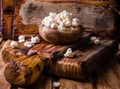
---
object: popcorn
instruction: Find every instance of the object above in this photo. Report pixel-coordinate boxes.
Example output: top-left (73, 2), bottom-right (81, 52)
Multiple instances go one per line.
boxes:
top-left (65, 20), bottom-right (72, 27)
top-left (72, 18), bottom-right (80, 26)
top-left (18, 35), bottom-right (25, 43)
top-left (50, 23), bottom-right (58, 29)
top-left (94, 39), bottom-right (101, 44)
top-left (10, 41), bottom-right (18, 48)
top-left (49, 12), bottom-right (57, 17)
top-left (58, 25), bottom-right (66, 30)
top-left (62, 10), bottom-right (68, 14)
top-left (42, 10), bottom-right (80, 31)
top-left (53, 82), bottom-right (61, 88)
top-left (31, 36), bottom-right (40, 44)
top-left (58, 22), bottom-right (66, 30)
top-left (24, 41), bottom-right (33, 48)
top-left (90, 36), bottom-right (101, 45)
top-left (64, 48), bottom-right (74, 58)
top-left (90, 37), bottom-right (97, 42)
top-left (71, 27), bottom-right (75, 30)
top-left (45, 21), bottom-right (51, 27)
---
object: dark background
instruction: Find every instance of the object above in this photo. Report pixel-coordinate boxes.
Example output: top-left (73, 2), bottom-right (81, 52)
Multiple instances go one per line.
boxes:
top-left (115, 1), bottom-right (120, 40)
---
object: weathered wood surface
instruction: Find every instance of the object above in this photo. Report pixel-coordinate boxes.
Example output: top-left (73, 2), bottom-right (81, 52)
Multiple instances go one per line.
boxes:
top-left (0, 38), bottom-right (120, 89)
top-left (1, 0), bottom-right (39, 40)
top-left (2, 0), bottom-right (15, 39)
top-left (13, 0), bottom-right (38, 39)
top-left (96, 59), bottom-right (120, 89)
top-left (0, 40), bottom-right (11, 89)
top-left (1, 0), bottom-right (117, 39)
top-left (20, 0), bottom-right (116, 38)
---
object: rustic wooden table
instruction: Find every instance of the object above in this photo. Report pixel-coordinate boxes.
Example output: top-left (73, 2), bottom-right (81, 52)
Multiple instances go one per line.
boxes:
top-left (0, 35), bottom-right (120, 89)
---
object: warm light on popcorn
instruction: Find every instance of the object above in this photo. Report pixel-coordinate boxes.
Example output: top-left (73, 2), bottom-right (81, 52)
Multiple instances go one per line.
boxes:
top-left (41, 10), bottom-right (81, 31)
top-left (64, 48), bottom-right (74, 58)
top-left (10, 41), bottom-right (18, 48)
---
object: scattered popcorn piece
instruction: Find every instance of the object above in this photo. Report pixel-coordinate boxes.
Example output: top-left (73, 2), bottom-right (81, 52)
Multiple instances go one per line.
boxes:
top-left (64, 48), bottom-right (74, 58)
top-left (31, 36), bottom-right (40, 44)
top-left (24, 41), bottom-right (33, 48)
top-left (90, 36), bottom-right (97, 42)
top-left (10, 41), bottom-right (18, 48)
top-left (94, 39), bottom-right (101, 44)
top-left (18, 35), bottom-right (25, 43)
top-left (72, 18), bottom-right (80, 26)
top-left (53, 82), bottom-right (61, 88)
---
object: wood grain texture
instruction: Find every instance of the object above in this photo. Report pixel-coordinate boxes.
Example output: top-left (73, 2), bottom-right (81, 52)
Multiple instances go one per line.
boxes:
top-left (2, 0), bottom-right (15, 15)
top-left (2, 0), bottom-right (15, 39)
top-left (1, 0), bottom-right (117, 39)
top-left (13, 0), bottom-right (39, 40)
top-left (0, 40), bottom-right (120, 89)
top-left (59, 78), bottom-right (92, 89)
top-left (2, 38), bottom-right (118, 81)
top-left (36, 0), bottom-right (116, 7)
top-left (0, 40), bottom-right (11, 89)
top-left (2, 15), bottom-right (14, 39)
top-left (96, 59), bottom-right (120, 89)
top-left (15, 75), bottom-right (52, 89)
top-left (2, 0), bottom-right (39, 40)
top-left (39, 26), bottom-right (83, 44)
top-left (20, 1), bottom-right (116, 38)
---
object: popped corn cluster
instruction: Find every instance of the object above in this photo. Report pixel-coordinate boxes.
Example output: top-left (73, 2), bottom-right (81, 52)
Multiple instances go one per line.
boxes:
top-left (41, 10), bottom-right (80, 31)
top-left (10, 35), bottom-right (40, 48)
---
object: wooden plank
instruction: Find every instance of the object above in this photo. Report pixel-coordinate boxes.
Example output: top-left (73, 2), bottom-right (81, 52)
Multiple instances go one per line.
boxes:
top-left (2, 0), bottom-right (15, 39)
top-left (96, 59), bottom-right (120, 89)
top-left (2, 0), bottom-right (39, 39)
top-left (2, 0), bottom-right (15, 15)
top-left (20, 1), bottom-right (116, 38)
top-left (59, 78), bottom-right (93, 89)
top-left (2, 15), bottom-right (14, 39)
top-left (13, 0), bottom-right (39, 40)
top-left (82, 40), bottom-right (118, 77)
top-left (18, 75), bottom-right (52, 89)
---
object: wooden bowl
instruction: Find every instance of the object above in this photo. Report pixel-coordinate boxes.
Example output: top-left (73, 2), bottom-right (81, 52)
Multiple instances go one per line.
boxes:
top-left (39, 25), bottom-right (84, 44)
